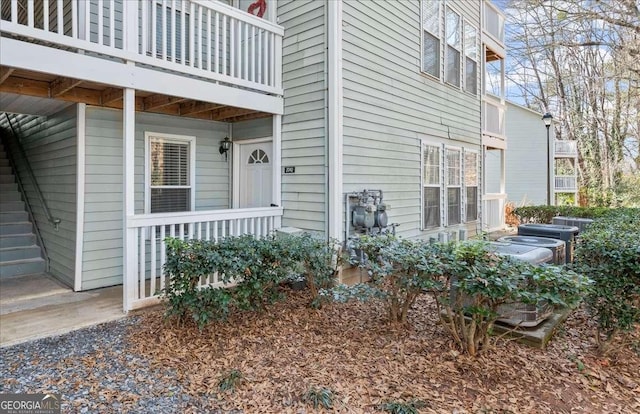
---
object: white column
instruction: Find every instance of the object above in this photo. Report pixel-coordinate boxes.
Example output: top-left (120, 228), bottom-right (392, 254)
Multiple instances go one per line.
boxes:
top-left (124, 0), bottom-right (139, 53)
top-left (123, 87), bottom-right (137, 312)
top-left (74, 104), bottom-right (86, 292)
top-left (272, 114), bottom-right (282, 227)
top-left (328, 0), bottom-right (343, 241)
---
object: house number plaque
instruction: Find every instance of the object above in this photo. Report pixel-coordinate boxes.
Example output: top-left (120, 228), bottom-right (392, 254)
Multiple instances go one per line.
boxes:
top-left (284, 166), bottom-right (295, 174)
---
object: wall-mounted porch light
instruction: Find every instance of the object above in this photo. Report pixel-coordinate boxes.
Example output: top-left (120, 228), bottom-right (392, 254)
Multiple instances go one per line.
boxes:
top-left (219, 137), bottom-right (231, 161)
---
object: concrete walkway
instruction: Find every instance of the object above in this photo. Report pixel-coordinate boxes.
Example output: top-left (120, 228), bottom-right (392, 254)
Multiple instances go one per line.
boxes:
top-left (0, 273), bottom-right (125, 347)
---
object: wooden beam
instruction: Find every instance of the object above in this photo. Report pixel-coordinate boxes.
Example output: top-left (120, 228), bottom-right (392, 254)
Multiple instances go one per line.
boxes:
top-left (143, 95), bottom-right (187, 111)
top-left (179, 101), bottom-right (225, 116)
top-left (226, 112), bottom-right (271, 123)
top-left (101, 87), bottom-right (122, 105)
top-left (50, 77), bottom-right (83, 97)
top-left (212, 107), bottom-right (257, 121)
top-left (0, 76), bottom-right (102, 105)
top-left (0, 67), bottom-right (15, 85)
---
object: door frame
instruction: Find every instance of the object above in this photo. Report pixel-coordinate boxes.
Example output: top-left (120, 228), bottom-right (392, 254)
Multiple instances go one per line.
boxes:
top-left (232, 136), bottom-right (273, 208)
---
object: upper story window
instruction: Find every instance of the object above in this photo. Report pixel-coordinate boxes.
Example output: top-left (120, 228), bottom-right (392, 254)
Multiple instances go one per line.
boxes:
top-left (445, 8), bottom-right (461, 87)
top-left (421, 1), bottom-right (441, 78)
top-left (146, 133), bottom-right (196, 213)
top-left (464, 23), bottom-right (478, 95)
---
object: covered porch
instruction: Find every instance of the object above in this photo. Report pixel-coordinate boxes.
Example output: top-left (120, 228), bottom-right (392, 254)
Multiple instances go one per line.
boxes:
top-left (0, 0), bottom-right (285, 313)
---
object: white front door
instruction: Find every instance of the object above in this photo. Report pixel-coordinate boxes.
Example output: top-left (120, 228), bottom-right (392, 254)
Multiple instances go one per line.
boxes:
top-left (239, 141), bottom-right (273, 208)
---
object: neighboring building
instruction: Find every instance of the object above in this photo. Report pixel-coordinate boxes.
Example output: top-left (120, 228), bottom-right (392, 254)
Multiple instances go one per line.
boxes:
top-left (486, 100), bottom-right (578, 207)
top-left (0, 0), bottom-right (506, 311)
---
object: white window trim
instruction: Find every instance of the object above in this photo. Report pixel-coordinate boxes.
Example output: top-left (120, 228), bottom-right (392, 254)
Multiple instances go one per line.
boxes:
top-left (419, 0), bottom-right (442, 81)
top-left (421, 141), bottom-right (444, 231)
top-left (144, 131), bottom-right (196, 214)
top-left (444, 6), bottom-right (462, 88)
top-left (445, 145), bottom-right (462, 226)
top-left (463, 148), bottom-right (480, 223)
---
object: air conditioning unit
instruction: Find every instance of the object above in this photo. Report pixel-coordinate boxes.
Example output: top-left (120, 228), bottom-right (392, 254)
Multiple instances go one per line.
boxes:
top-left (496, 235), bottom-right (566, 265)
top-left (551, 216), bottom-right (594, 234)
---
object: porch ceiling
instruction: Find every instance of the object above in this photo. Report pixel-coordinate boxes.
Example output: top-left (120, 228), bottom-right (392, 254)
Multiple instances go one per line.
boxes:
top-left (0, 67), bottom-right (271, 123)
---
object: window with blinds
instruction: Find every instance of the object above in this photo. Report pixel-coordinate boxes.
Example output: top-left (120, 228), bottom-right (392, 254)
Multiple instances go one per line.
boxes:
top-left (446, 148), bottom-right (461, 225)
top-left (445, 8), bottom-right (461, 87)
top-left (149, 137), bottom-right (192, 213)
top-left (464, 151), bottom-right (479, 221)
top-left (423, 145), bottom-right (441, 229)
top-left (464, 23), bottom-right (478, 95)
top-left (421, 0), bottom-right (441, 78)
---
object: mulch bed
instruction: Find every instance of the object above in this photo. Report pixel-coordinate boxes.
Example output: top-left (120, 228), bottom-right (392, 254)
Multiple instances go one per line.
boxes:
top-left (127, 290), bottom-right (640, 413)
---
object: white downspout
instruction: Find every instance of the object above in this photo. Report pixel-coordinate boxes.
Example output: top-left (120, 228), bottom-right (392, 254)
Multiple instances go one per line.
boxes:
top-left (327, 0), bottom-right (343, 241)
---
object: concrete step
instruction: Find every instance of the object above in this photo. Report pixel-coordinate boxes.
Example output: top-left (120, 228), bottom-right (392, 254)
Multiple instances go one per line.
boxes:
top-left (0, 257), bottom-right (46, 278)
top-left (0, 202), bottom-right (25, 213)
top-left (0, 211), bottom-right (28, 223)
top-left (0, 159), bottom-right (9, 167)
top-left (0, 191), bottom-right (21, 202)
top-left (0, 183), bottom-right (18, 193)
top-left (0, 245), bottom-right (42, 262)
top-left (0, 222), bottom-right (33, 236)
top-left (0, 175), bottom-right (15, 184)
top-left (0, 166), bottom-right (11, 175)
top-left (0, 234), bottom-right (36, 249)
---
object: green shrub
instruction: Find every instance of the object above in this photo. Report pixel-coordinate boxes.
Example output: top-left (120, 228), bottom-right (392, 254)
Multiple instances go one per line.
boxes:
top-left (574, 209), bottom-right (640, 354)
top-left (302, 387), bottom-right (334, 409)
top-left (163, 235), bottom-right (303, 328)
top-left (512, 205), bottom-right (614, 224)
top-left (284, 233), bottom-right (340, 304)
top-left (433, 240), bottom-right (590, 356)
top-left (347, 235), bottom-right (445, 326)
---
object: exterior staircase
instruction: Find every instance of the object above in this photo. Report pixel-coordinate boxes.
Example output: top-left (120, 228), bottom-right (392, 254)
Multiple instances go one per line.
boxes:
top-left (0, 142), bottom-right (46, 278)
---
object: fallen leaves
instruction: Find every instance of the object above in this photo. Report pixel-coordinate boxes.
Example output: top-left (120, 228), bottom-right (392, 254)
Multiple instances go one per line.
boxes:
top-left (120, 292), bottom-right (639, 413)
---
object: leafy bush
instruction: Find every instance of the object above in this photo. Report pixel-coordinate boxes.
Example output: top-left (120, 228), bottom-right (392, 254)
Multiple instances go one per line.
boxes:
top-left (285, 233), bottom-right (341, 304)
top-left (512, 205), bottom-right (613, 224)
top-left (434, 241), bottom-right (590, 356)
top-left (302, 387), bottom-right (334, 409)
top-left (348, 235), bottom-right (445, 326)
top-left (574, 209), bottom-right (640, 354)
top-left (163, 235), bottom-right (303, 328)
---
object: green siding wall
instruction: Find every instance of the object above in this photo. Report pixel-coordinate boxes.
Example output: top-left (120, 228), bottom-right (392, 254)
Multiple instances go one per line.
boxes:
top-left (81, 107), bottom-right (230, 290)
top-left (342, 0), bottom-right (482, 238)
top-left (278, 0), bottom-right (327, 233)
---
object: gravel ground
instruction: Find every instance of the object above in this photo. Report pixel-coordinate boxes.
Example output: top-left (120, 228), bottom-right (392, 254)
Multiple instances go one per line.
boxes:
top-left (0, 316), bottom-right (206, 413)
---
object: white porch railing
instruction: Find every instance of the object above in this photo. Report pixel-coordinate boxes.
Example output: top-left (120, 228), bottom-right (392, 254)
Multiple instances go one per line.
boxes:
top-left (124, 206), bottom-right (283, 311)
top-left (0, 0), bottom-right (283, 94)
top-left (555, 176), bottom-right (578, 192)
top-left (554, 140), bottom-right (578, 158)
top-left (483, 193), bottom-right (506, 233)
top-left (483, 1), bottom-right (505, 44)
top-left (483, 95), bottom-right (506, 138)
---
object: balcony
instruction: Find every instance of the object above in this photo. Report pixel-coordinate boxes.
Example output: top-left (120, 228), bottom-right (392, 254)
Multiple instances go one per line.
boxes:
top-left (0, 0), bottom-right (283, 96)
top-left (555, 175), bottom-right (578, 192)
top-left (554, 140), bottom-right (578, 158)
top-left (482, 94), bottom-right (506, 147)
top-left (483, 1), bottom-right (505, 60)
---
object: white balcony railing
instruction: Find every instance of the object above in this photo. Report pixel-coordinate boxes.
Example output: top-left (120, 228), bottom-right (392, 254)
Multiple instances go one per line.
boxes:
top-left (555, 176), bottom-right (578, 192)
top-left (483, 193), bottom-right (506, 233)
top-left (484, 1), bottom-right (505, 44)
top-left (124, 206), bottom-right (284, 311)
top-left (0, 0), bottom-right (283, 94)
top-left (554, 140), bottom-right (578, 158)
top-left (483, 95), bottom-right (506, 137)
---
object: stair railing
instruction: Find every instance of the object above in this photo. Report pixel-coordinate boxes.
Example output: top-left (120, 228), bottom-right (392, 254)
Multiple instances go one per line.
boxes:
top-left (1, 114), bottom-right (58, 272)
